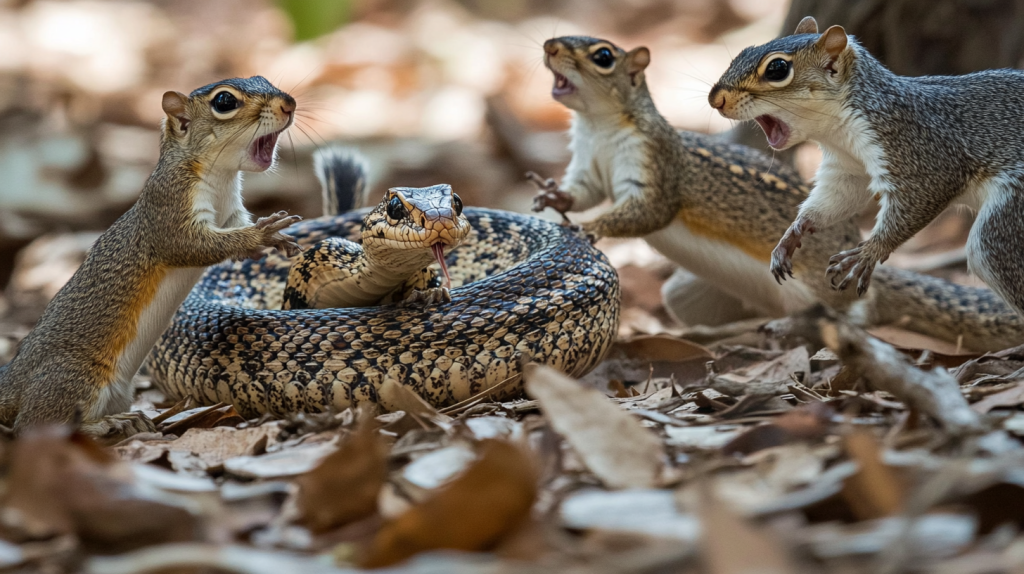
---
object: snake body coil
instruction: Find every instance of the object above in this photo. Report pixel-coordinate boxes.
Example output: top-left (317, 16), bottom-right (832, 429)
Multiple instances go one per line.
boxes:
top-left (148, 209), bottom-right (620, 417)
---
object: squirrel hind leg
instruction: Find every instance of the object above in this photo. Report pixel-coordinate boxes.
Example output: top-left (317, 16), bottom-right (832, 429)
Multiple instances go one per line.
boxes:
top-left (966, 189), bottom-right (1024, 317)
top-left (661, 268), bottom-right (761, 327)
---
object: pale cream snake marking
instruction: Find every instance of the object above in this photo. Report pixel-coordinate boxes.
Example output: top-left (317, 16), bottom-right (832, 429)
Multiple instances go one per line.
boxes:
top-left (146, 207), bottom-right (621, 417)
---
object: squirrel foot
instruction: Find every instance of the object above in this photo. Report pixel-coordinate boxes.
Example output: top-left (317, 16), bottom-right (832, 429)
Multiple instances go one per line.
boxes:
top-left (255, 211), bottom-right (303, 258)
top-left (79, 411), bottom-right (156, 446)
top-left (400, 287), bottom-right (451, 307)
top-left (826, 242), bottom-right (881, 296)
top-left (770, 217), bottom-right (816, 284)
top-left (526, 172), bottom-right (574, 221)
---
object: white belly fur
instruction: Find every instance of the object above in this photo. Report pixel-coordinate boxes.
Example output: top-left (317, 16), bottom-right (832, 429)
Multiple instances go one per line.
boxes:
top-left (90, 267), bottom-right (205, 419)
top-left (643, 221), bottom-right (817, 318)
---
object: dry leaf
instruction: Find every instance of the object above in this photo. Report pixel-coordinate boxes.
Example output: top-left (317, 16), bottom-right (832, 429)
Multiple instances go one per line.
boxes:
top-left (697, 481), bottom-right (799, 574)
top-left (971, 383), bottom-right (1024, 413)
top-left (722, 402), bottom-right (834, 456)
top-left (292, 420), bottom-right (387, 533)
top-left (165, 425), bottom-right (276, 468)
top-left (582, 334), bottom-right (712, 388)
top-left (1, 426), bottom-right (196, 553)
top-left (360, 440), bottom-right (536, 568)
top-left (841, 431), bottom-right (905, 520)
top-left (525, 363), bottom-right (665, 489)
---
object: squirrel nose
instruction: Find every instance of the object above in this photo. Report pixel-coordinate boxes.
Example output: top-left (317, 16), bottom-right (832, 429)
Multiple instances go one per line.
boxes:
top-left (543, 40), bottom-right (560, 56)
top-left (280, 98), bottom-right (296, 116)
top-left (708, 87), bottom-right (727, 111)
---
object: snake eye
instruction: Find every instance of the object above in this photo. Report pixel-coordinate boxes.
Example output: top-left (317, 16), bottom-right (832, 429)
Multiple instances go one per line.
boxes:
top-left (211, 91), bottom-right (241, 115)
top-left (591, 47), bottom-right (614, 68)
top-left (386, 196), bottom-right (406, 220)
top-left (763, 58), bottom-right (791, 82)
top-left (452, 194), bottom-right (463, 216)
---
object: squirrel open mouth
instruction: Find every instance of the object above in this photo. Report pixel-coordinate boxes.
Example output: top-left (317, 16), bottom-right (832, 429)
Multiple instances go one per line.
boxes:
top-left (552, 72), bottom-right (576, 98)
top-left (754, 115), bottom-right (790, 149)
top-left (250, 130), bottom-right (282, 170)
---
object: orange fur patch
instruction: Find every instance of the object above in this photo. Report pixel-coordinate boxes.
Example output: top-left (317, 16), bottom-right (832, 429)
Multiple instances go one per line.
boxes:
top-left (94, 264), bottom-right (169, 386)
top-left (676, 210), bottom-right (774, 263)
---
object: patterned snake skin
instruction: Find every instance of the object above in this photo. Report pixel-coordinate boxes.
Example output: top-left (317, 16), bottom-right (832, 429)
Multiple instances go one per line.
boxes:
top-left (147, 208), bottom-right (620, 417)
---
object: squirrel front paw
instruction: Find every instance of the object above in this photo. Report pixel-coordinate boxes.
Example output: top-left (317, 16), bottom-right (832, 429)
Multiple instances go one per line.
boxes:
top-left (255, 211), bottom-right (303, 258)
top-left (770, 218), bottom-right (816, 284)
top-left (826, 242), bottom-right (883, 296)
top-left (80, 411), bottom-right (157, 445)
top-left (400, 287), bottom-right (451, 307)
top-left (526, 172), bottom-right (574, 215)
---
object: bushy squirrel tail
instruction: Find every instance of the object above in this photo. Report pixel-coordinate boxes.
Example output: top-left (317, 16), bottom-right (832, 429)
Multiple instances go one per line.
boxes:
top-left (314, 146), bottom-right (370, 216)
top-left (866, 266), bottom-right (1023, 352)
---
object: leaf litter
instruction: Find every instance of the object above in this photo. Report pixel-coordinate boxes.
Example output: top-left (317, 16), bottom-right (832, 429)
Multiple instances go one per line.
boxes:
top-left (0, 305), bottom-right (1023, 572)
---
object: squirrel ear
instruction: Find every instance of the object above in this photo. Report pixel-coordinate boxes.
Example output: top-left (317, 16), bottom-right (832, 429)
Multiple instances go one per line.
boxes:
top-left (794, 16), bottom-right (818, 35)
top-left (161, 91), bottom-right (191, 134)
top-left (816, 25), bottom-right (848, 61)
top-left (626, 47), bottom-right (650, 86)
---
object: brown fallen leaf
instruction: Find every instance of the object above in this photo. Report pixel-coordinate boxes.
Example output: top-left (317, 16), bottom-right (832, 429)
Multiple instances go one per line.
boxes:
top-left (697, 481), bottom-right (800, 574)
top-left (292, 420), bottom-right (387, 534)
top-left (525, 363), bottom-right (666, 489)
top-left (971, 382), bottom-right (1024, 414)
top-left (841, 430), bottom-right (905, 520)
top-left (161, 403), bottom-right (244, 436)
top-left (1, 426), bottom-right (196, 553)
top-left (582, 334), bottom-right (712, 388)
top-left (360, 440), bottom-right (536, 568)
top-left (163, 425), bottom-right (276, 469)
top-left (722, 402), bottom-right (834, 456)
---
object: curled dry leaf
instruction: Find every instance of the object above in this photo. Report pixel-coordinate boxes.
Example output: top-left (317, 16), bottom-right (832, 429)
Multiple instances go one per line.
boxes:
top-left (1, 426), bottom-right (197, 553)
top-left (525, 363), bottom-right (666, 489)
top-left (360, 440), bottom-right (537, 569)
top-left (841, 430), bottom-right (905, 520)
top-left (292, 421), bottom-right (387, 534)
top-left (722, 402), bottom-right (834, 456)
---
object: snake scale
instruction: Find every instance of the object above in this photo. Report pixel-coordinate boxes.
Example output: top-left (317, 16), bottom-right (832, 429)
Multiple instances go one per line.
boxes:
top-left (147, 207), bottom-right (621, 417)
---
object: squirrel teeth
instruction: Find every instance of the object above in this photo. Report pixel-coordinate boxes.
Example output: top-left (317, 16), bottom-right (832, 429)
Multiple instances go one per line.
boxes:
top-left (754, 114), bottom-right (790, 149)
top-left (552, 73), bottom-right (575, 97)
top-left (250, 131), bottom-right (281, 169)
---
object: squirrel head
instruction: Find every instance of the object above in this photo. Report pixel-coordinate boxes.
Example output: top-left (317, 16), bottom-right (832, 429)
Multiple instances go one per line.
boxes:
top-left (361, 184), bottom-right (472, 287)
top-left (708, 17), bottom-right (855, 150)
top-left (542, 36), bottom-right (651, 115)
top-left (160, 76), bottom-right (295, 173)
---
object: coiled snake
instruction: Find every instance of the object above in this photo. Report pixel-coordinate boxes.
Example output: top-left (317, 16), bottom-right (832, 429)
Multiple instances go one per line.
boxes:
top-left (147, 203), bottom-right (621, 417)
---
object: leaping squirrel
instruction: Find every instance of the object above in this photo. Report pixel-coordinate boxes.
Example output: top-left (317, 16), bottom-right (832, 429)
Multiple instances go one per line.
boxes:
top-left (710, 17), bottom-right (1024, 324)
top-left (529, 35), bottom-right (1022, 351)
top-left (0, 76), bottom-right (301, 439)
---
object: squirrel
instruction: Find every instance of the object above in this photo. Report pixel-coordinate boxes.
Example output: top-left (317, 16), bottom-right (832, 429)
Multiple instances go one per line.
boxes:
top-left (709, 16), bottom-right (1024, 321)
top-left (529, 35), bottom-right (1023, 351)
top-left (282, 147), bottom-right (471, 309)
top-left (0, 76), bottom-right (301, 439)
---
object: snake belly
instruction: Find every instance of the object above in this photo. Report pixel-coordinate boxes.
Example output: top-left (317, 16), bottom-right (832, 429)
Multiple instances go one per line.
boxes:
top-left (147, 208), bottom-right (620, 417)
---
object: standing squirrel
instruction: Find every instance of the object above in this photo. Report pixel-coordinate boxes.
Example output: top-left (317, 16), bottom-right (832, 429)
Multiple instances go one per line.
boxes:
top-left (710, 17), bottom-right (1024, 320)
top-left (529, 35), bottom-right (1022, 351)
top-left (0, 76), bottom-right (301, 438)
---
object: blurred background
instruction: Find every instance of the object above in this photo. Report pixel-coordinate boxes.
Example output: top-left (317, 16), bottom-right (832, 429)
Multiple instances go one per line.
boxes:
top-left (1, 0), bottom-right (1021, 355)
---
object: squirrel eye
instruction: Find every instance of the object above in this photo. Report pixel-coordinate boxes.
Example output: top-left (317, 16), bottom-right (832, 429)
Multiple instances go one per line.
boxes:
top-left (591, 47), bottom-right (614, 68)
top-left (763, 58), bottom-right (791, 82)
top-left (386, 196), bottom-right (406, 220)
top-left (452, 194), bottom-right (463, 216)
top-left (211, 91), bottom-right (241, 114)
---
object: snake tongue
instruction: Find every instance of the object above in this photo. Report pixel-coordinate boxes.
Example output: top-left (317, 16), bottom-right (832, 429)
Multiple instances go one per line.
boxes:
top-left (431, 243), bottom-right (452, 289)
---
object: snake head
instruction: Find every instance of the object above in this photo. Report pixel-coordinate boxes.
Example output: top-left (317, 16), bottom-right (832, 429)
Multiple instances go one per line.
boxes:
top-left (362, 184), bottom-right (473, 287)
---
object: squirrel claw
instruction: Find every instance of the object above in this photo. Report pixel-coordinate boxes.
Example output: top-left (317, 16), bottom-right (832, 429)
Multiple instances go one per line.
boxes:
top-left (526, 171), bottom-right (574, 215)
top-left (401, 287), bottom-right (451, 307)
top-left (770, 218), bottom-right (815, 284)
top-left (825, 245), bottom-right (875, 296)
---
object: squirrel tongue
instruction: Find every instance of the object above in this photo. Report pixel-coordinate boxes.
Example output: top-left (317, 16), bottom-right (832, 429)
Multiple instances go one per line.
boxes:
top-left (431, 243), bottom-right (452, 289)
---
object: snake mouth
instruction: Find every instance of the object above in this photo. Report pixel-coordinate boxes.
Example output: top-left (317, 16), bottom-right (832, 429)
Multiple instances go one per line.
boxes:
top-left (249, 129), bottom-right (283, 170)
top-left (431, 243), bottom-right (452, 289)
top-left (754, 115), bottom-right (790, 149)
top-left (552, 72), bottom-right (576, 98)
